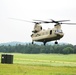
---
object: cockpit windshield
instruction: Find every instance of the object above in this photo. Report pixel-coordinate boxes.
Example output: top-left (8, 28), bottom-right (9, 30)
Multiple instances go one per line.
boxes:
top-left (55, 30), bottom-right (63, 33)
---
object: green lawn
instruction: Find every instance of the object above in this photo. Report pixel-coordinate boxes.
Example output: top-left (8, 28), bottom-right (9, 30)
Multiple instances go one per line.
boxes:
top-left (0, 53), bottom-right (76, 75)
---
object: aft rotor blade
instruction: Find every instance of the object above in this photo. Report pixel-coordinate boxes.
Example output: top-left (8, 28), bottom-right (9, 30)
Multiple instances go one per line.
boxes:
top-left (9, 18), bottom-right (33, 23)
top-left (33, 20), bottom-right (53, 23)
top-left (33, 20), bottom-right (43, 21)
top-left (10, 18), bottom-right (43, 24)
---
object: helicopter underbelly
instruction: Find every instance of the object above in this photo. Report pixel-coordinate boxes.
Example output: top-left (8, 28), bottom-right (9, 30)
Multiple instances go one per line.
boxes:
top-left (32, 34), bottom-right (63, 42)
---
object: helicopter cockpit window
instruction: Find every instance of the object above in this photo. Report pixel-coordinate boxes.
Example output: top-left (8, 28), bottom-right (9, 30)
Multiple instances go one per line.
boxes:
top-left (55, 30), bottom-right (62, 33)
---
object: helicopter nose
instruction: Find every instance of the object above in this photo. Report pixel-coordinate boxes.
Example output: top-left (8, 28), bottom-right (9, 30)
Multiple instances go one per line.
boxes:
top-left (56, 32), bottom-right (64, 37)
top-left (55, 30), bottom-right (64, 36)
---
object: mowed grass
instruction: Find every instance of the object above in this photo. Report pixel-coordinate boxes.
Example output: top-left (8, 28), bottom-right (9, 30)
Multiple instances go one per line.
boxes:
top-left (0, 53), bottom-right (76, 75)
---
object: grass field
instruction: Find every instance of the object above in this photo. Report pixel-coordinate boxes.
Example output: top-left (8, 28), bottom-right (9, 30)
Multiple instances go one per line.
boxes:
top-left (0, 53), bottom-right (76, 75)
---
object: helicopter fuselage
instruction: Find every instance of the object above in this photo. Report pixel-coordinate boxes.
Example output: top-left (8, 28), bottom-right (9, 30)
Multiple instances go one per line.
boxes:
top-left (31, 24), bottom-right (64, 44)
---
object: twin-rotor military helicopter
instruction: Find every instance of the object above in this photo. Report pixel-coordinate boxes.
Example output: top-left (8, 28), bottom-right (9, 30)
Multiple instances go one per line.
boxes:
top-left (10, 18), bottom-right (76, 45)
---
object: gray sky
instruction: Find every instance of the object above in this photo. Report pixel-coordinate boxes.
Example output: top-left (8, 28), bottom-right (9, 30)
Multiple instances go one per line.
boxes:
top-left (0, 0), bottom-right (76, 45)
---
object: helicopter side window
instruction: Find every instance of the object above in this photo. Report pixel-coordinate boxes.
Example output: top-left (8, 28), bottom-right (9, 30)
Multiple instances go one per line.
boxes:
top-left (50, 30), bottom-right (52, 34)
top-left (41, 27), bottom-right (42, 30)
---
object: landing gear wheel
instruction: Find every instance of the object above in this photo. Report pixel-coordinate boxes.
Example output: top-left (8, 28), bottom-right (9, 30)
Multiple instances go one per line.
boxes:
top-left (43, 42), bottom-right (46, 45)
top-left (55, 41), bottom-right (58, 44)
top-left (32, 41), bottom-right (34, 44)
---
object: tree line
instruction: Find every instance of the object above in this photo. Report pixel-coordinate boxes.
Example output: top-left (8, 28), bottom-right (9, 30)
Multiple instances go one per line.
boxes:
top-left (0, 43), bottom-right (76, 54)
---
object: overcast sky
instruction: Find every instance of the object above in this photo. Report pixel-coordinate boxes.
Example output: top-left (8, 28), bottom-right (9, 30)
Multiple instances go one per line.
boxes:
top-left (0, 0), bottom-right (76, 45)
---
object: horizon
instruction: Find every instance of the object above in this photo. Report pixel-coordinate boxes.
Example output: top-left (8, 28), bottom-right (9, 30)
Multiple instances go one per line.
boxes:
top-left (0, 41), bottom-right (74, 46)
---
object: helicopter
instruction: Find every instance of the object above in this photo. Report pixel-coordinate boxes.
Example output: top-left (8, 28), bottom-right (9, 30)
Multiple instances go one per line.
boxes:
top-left (29, 19), bottom-right (76, 45)
top-left (10, 18), bottom-right (76, 45)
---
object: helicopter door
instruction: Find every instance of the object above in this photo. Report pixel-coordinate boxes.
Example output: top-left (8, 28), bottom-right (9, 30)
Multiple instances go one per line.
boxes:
top-left (50, 30), bottom-right (52, 34)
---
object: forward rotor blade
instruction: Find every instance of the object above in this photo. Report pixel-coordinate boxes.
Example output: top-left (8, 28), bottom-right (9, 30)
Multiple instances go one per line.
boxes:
top-left (56, 20), bottom-right (70, 22)
top-left (60, 23), bottom-right (76, 25)
top-left (50, 19), bottom-right (70, 22)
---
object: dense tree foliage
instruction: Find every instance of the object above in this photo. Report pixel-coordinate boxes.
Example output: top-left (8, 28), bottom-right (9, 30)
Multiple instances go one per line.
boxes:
top-left (0, 43), bottom-right (76, 54)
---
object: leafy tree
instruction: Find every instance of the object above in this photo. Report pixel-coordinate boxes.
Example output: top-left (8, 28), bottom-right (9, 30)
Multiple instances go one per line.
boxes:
top-left (0, 43), bottom-right (76, 54)
top-left (74, 45), bottom-right (76, 53)
top-left (62, 47), bottom-right (74, 54)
